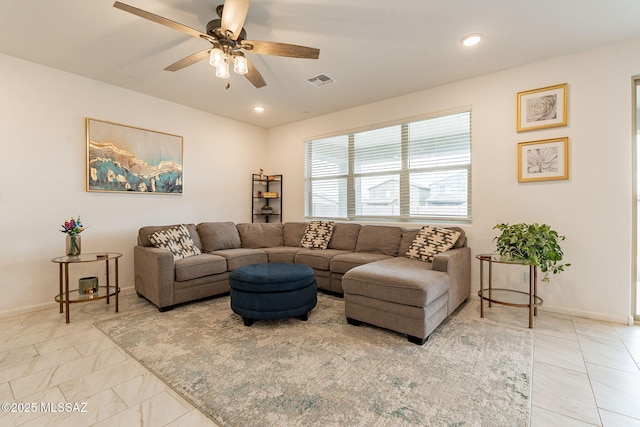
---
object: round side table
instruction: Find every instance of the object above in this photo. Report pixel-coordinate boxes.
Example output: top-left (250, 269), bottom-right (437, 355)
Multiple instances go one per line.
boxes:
top-left (476, 253), bottom-right (543, 328)
top-left (51, 253), bottom-right (122, 323)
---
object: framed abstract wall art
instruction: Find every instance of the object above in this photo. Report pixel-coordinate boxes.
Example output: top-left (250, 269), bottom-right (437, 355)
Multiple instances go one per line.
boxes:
top-left (86, 118), bottom-right (183, 194)
top-left (518, 137), bottom-right (569, 183)
top-left (517, 83), bottom-right (568, 132)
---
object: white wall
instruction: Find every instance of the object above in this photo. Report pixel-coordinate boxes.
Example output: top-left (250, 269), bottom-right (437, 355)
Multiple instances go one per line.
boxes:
top-left (267, 38), bottom-right (640, 324)
top-left (4, 37), bottom-right (639, 323)
top-left (0, 53), bottom-right (266, 315)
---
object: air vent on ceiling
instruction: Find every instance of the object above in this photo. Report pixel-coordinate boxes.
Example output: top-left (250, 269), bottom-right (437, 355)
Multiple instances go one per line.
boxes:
top-left (306, 73), bottom-right (335, 87)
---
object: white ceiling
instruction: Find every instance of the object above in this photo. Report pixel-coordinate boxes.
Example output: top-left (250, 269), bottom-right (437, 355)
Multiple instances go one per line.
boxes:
top-left (3, 0), bottom-right (640, 129)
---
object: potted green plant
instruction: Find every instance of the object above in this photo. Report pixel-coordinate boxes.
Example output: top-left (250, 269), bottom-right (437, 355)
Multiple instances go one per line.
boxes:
top-left (261, 205), bottom-right (273, 214)
top-left (493, 222), bottom-right (570, 282)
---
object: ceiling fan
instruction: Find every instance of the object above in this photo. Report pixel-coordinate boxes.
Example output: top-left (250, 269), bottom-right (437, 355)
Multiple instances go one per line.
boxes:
top-left (113, 0), bottom-right (320, 88)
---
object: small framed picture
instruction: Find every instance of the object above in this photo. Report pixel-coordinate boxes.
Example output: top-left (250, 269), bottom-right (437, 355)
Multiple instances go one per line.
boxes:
top-left (517, 83), bottom-right (567, 132)
top-left (518, 137), bottom-right (569, 182)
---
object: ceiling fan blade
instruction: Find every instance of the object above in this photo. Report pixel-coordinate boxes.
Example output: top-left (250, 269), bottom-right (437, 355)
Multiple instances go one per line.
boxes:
top-left (164, 49), bottom-right (210, 72)
top-left (242, 40), bottom-right (320, 59)
top-left (221, 0), bottom-right (250, 41)
top-left (244, 58), bottom-right (266, 88)
top-left (113, 1), bottom-right (207, 39)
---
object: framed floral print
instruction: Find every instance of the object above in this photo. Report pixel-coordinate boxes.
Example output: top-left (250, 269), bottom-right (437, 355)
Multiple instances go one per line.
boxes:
top-left (517, 83), bottom-right (568, 132)
top-left (518, 137), bottom-right (569, 182)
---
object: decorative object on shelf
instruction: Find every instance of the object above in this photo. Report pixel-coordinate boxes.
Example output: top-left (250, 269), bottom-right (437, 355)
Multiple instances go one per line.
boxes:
top-left (517, 83), bottom-right (568, 132)
top-left (263, 192), bottom-right (279, 198)
top-left (259, 168), bottom-right (264, 180)
top-left (493, 222), bottom-right (570, 282)
top-left (517, 137), bottom-right (569, 182)
top-left (267, 175), bottom-right (275, 181)
top-left (257, 191), bottom-right (262, 197)
top-left (79, 276), bottom-right (98, 294)
top-left (261, 205), bottom-right (273, 214)
top-left (87, 118), bottom-right (183, 194)
top-left (61, 216), bottom-right (85, 256)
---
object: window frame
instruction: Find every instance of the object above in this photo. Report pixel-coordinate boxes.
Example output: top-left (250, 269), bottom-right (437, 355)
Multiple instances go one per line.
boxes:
top-left (304, 108), bottom-right (472, 223)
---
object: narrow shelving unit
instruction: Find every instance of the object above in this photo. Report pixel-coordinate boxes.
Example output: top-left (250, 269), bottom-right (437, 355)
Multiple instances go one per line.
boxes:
top-left (252, 173), bottom-right (282, 223)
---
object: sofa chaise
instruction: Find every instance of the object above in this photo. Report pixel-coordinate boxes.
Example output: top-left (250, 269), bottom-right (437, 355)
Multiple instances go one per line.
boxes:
top-left (134, 221), bottom-right (471, 343)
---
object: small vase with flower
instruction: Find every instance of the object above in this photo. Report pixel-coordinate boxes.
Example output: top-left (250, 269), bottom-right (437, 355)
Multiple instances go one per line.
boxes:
top-left (61, 216), bottom-right (86, 256)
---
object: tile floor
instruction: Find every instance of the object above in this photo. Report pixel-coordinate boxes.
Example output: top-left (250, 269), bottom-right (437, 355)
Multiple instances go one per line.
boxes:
top-left (0, 291), bottom-right (639, 427)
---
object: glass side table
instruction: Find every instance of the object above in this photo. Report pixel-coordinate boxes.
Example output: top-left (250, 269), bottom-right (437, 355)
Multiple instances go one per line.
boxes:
top-left (51, 253), bottom-right (122, 323)
top-left (476, 253), bottom-right (543, 328)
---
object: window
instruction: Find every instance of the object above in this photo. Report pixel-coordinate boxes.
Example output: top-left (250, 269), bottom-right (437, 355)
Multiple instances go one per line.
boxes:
top-left (304, 110), bottom-right (471, 222)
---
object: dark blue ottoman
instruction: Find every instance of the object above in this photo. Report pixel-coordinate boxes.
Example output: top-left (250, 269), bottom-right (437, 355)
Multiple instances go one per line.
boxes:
top-left (229, 263), bottom-right (317, 326)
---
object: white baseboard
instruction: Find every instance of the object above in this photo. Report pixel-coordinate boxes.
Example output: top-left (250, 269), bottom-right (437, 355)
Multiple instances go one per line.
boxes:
top-left (470, 294), bottom-right (632, 325)
top-left (0, 286), bottom-right (135, 319)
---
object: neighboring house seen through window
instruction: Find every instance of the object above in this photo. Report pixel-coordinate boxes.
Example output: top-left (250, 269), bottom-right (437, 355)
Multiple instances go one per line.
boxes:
top-left (304, 109), bottom-right (471, 222)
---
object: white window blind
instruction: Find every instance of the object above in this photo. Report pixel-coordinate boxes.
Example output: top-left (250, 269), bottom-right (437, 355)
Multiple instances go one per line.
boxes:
top-left (304, 110), bottom-right (471, 222)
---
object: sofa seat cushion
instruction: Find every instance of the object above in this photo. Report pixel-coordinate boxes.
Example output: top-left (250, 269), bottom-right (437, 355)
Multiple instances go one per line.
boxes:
top-left (342, 257), bottom-right (448, 308)
top-left (262, 246), bottom-right (305, 263)
top-left (295, 249), bottom-right (350, 271)
top-left (211, 248), bottom-right (268, 271)
top-left (174, 253), bottom-right (227, 282)
top-left (329, 252), bottom-right (392, 274)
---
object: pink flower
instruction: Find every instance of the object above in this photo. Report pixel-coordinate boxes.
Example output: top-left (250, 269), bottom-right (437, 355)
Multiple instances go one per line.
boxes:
top-left (60, 216), bottom-right (86, 235)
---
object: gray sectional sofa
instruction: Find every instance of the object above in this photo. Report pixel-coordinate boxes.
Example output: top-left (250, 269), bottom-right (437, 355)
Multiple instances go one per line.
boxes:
top-left (134, 221), bottom-right (471, 344)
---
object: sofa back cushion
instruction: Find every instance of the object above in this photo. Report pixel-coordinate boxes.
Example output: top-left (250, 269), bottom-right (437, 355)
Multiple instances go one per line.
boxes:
top-left (355, 225), bottom-right (403, 256)
top-left (399, 226), bottom-right (466, 255)
top-left (283, 222), bottom-right (308, 247)
top-left (138, 224), bottom-right (202, 250)
top-left (197, 222), bottom-right (242, 252)
top-left (237, 223), bottom-right (284, 248)
top-left (449, 227), bottom-right (467, 248)
top-left (327, 223), bottom-right (362, 251)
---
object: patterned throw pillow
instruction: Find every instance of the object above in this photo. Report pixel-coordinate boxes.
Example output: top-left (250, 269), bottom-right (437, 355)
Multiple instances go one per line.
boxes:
top-left (299, 221), bottom-right (335, 250)
top-left (149, 224), bottom-right (202, 260)
top-left (406, 226), bottom-right (461, 262)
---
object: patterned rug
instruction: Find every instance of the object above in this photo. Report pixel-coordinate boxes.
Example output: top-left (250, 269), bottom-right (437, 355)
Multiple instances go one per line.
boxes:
top-left (95, 294), bottom-right (533, 427)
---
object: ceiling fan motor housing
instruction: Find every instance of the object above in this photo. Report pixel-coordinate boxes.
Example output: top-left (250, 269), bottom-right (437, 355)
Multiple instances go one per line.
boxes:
top-left (206, 18), bottom-right (247, 41)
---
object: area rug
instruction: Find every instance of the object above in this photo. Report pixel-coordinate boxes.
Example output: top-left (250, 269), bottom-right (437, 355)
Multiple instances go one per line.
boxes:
top-left (95, 294), bottom-right (533, 426)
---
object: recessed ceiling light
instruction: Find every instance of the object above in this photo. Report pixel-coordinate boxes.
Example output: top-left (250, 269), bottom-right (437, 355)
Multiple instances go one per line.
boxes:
top-left (461, 33), bottom-right (482, 47)
top-left (253, 106), bottom-right (265, 112)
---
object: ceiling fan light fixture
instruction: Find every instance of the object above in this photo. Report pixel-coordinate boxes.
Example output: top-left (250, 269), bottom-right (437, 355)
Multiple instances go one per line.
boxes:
top-left (209, 47), bottom-right (224, 67)
top-left (233, 55), bottom-right (248, 75)
top-left (216, 59), bottom-right (230, 78)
